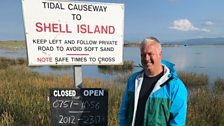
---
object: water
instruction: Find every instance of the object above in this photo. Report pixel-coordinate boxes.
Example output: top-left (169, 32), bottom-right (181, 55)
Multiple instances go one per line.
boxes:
top-left (163, 45), bottom-right (224, 82)
top-left (1, 45), bottom-right (224, 83)
top-left (0, 49), bottom-right (26, 58)
top-left (122, 46), bottom-right (224, 83)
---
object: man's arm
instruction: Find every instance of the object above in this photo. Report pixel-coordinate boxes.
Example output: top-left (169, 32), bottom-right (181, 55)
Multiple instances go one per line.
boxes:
top-left (169, 79), bottom-right (188, 126)
top-left (120, 85), bottom-right (129, 126)
top-left (120, 72), bottom-right (137, 126)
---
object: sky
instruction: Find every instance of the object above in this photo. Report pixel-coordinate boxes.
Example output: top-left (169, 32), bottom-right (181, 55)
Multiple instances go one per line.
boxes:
top-left (0, 0), bottom-right (224, 42)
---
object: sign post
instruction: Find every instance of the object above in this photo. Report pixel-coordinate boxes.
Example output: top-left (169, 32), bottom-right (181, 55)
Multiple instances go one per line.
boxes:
top-left (74, 65), bottom-right (82, 88)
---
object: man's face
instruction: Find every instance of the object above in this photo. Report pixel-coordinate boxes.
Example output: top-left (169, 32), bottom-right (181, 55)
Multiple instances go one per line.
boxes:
top-left (141, 43), bottom-right (162, 72)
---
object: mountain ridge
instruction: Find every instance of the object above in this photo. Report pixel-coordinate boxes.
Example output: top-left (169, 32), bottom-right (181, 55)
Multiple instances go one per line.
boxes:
top-left (165, 37), bottom-right (224, 45)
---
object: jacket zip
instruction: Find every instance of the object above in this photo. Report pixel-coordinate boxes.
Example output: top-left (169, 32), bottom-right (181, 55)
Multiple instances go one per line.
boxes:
top-left (160, 76), bottom-right (173, 87)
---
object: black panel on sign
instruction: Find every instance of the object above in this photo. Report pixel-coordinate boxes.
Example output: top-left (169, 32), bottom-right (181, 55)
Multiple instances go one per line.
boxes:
top-left (50, 88), bottom-right (108, 126)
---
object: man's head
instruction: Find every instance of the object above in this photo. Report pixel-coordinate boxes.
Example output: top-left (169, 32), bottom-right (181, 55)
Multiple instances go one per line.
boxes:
top-left (140, 37), bottom-right (162, 76)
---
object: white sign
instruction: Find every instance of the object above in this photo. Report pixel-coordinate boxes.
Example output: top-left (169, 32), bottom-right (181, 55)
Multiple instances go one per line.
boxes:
top-left (22, 0), bottom-right (124, 66)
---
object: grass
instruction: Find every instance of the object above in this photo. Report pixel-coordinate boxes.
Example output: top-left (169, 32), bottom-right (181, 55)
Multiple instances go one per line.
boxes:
top-left (0, 57), bottom-right (27, 69)
top-left (0, 40), bottom-right (25, 50)
top-left (49, 65), bottom-right (72, 70)
top-left (178, 71), bottom-right (208, 87)
top-left (98, 60), bottom-right (135, 74)
top-left (0, 65), bottom-right (224, 126)
top-left (0, 65), bottom-right (73, 125)
top-left (213, 78), bottom-right (224, 94)
top-left (124, 42), bottom-right (177, 48)
top-left (0, 65), bottom-right (124, 126)
top-left (187, 86), bottom-right (224, 126)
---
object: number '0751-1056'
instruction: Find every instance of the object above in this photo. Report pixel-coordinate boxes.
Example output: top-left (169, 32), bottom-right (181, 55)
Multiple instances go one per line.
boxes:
top-left (52, 100), bottom-right (100, 110)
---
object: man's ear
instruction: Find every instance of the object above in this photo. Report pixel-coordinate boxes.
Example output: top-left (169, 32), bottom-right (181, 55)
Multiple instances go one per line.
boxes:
top-left (159, 51), bottom-right (162, 57)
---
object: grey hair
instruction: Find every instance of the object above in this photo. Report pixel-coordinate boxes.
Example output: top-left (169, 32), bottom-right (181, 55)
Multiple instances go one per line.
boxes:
top-left (140, 37), bottom-right (162, 52)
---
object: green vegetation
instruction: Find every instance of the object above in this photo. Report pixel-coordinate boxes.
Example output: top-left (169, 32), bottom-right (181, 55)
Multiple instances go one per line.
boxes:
top-left (0, 64), bottom-right (224, 125)
top-left (0, 65), bottom-right (72, 125)
top-left (0, 65), bottom-right (123, 126)
top-left (49, 65), bottom-right (72, 70)
top-left (0, 40), bottom-right (25, 50)
top-left (0, 57), bottom-right (27, 69)
top-left (124, 42), bottom-right (140, 47)
top-left (213, 78), bottom-right (224, 94)
top-left (124, 42), bottom-right (177, 47)
top-left (178, 71), bottom-right (208, 87)
top-left (98, 60), bottom-right (135, 74)
top-left (161, 43), bottom-right (177, 47)
top-left (187, 86), bottom-right (224, 126)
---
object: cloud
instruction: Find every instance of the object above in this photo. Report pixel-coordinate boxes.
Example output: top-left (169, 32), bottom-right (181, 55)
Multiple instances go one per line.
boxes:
top-left (205, 21), bottom-right (214, 26)
top-left (169, 19), bottom-right (209, 32)
top-left (169, 19), bottom-right (198, 31)
top-left (201, 28), bottom-right (210, 32)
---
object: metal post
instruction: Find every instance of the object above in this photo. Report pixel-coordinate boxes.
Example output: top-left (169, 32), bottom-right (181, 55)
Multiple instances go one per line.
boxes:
top-left (73, 65), bottom-right (82, 88)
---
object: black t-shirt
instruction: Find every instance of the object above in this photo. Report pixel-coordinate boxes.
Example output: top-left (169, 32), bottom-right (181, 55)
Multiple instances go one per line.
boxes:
top-left (134, 71), bottom-right (164, 126)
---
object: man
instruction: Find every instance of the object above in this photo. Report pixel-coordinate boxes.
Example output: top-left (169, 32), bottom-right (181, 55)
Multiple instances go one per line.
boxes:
top-left (120, 37), bottom-right (187, 126)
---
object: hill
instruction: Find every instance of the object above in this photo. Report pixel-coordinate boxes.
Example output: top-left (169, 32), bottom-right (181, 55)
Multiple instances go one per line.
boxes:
top-left (169, 37), bottom-right (224, 45)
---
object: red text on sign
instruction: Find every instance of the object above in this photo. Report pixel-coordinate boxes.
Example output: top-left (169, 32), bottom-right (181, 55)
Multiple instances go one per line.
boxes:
top-left (77, 24), bottom-right (115, 34)
top-left (36, 22), bottom-right (72, 33)
top-left (37, 57), bottom-right (53, 62)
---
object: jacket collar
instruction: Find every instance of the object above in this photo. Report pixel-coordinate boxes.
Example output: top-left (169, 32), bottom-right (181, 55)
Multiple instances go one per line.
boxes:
top-left (136, 60), bottom-right (176, 94)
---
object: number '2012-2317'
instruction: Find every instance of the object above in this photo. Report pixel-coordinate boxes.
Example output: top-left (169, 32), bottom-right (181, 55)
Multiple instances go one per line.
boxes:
top-left (59, 115), bottom-right (103, 125)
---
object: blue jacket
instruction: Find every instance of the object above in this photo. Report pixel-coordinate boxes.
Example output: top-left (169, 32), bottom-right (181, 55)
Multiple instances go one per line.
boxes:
top-left (120, 60), bottom-right (188, 126)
